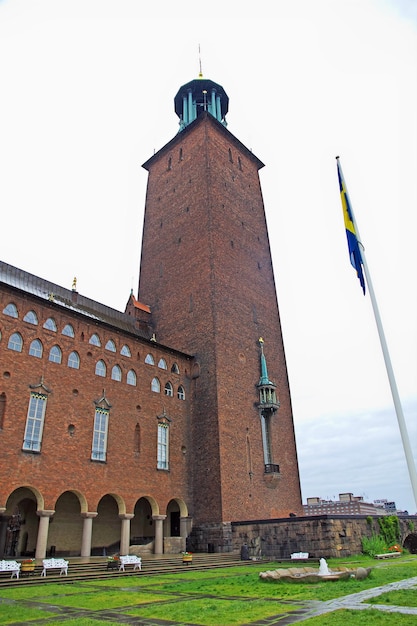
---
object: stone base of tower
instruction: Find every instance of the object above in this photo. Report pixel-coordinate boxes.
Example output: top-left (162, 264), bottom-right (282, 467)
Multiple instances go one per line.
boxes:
top-left (187, 522), bottom-right (236, 554)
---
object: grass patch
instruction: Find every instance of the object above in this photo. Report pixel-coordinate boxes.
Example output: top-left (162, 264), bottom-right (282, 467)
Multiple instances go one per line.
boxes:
top-left (127, 597), bottom-right (299, 625)
top-left (298, 608), bottom-right (417, 625)
top-left (368, 589), bottom-right (417, 607)
top-left (0, 602), bottom-right (60, 625)
top-left (0, 555), bottom-right (415, 625)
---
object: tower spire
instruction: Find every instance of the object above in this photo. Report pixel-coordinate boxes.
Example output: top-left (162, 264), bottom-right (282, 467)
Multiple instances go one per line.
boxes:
top-left (198, 44), bottom-right (203, 78)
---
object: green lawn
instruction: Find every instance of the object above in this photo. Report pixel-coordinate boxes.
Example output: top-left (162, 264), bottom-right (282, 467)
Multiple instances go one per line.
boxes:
top-left (0, 555), bottom-right (415, 625)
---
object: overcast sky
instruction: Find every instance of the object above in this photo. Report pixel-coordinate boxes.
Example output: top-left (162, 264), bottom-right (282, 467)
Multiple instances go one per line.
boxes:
top-left (1, 0), bottom-right (416, 513)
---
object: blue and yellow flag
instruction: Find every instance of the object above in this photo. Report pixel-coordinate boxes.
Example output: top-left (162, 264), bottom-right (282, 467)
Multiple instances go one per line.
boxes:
top-left (336, 158), bottom-right (366, 294)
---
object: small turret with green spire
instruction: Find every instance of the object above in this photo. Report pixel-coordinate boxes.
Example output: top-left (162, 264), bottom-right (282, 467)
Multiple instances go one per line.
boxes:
top-left (256, 338), bottom-right (280, 412)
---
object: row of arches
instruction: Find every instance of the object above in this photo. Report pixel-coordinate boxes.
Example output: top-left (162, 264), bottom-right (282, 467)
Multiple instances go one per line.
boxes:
top-left (0, 487), bottom-right (190, 559)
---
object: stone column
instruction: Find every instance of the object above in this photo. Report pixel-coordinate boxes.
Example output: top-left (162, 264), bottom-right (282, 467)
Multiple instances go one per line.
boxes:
top-left (80, 512), bottom-right (98, 557)
top-left (35, 510), bottom-right (55, 559)
top-left (152, 515), bottom-right (166, 555)
top-left (0, 508), bottom-right (7, 557)
top-left (119, 514), bottom-right (134, 556)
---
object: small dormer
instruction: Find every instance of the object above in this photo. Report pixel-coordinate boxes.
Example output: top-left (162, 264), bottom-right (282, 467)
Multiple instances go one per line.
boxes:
top-left (256, 338), bottom-right (280, 414)
top-left (174, 74), bottom-right (229, 131)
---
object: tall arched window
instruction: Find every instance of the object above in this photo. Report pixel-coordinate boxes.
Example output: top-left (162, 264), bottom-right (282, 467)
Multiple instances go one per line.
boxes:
top-left (177, 385), bottom-right (185, 400)
top-left (164, 382), bottom-right (173, 397)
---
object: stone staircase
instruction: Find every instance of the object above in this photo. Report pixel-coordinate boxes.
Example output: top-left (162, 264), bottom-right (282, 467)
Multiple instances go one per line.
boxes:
top-left (0, 553), bottom-right (261, 588)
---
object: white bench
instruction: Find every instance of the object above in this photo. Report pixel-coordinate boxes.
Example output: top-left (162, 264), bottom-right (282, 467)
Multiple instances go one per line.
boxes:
top-left (291, 552), bottom-right (309, 560)
top-left (41, 558), bottom-right (69, 576)
top-left (0, 560), bottom-right (20, 579)
top-left (118, 555), bottom-right (142, 572)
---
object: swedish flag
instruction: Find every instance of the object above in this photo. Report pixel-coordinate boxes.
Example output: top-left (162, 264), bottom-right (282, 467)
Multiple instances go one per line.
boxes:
top-left (336, 158), bottom-right (366, 294)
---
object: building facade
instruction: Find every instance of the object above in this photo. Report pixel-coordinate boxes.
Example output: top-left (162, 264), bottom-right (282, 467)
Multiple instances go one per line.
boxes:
top-left (0, 74), bottom-right (303, 559)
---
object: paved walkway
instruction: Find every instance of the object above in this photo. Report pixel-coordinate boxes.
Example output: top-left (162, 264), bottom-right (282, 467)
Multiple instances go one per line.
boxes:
top-left (277, 575), bottom-right (417, 623)
top-left (1, 575), bottom-right (416, 624)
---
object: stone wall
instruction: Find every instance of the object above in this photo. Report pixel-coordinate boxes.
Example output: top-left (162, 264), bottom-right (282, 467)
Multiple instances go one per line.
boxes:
top-left (190, 515), bottom-right (417, 557)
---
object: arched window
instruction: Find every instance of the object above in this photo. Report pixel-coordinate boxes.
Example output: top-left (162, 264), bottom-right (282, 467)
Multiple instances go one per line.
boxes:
top-left (3, 303), bottom-right (18, 318)
top-left (120, 344), bottom-right (131, 357)
top-left (164, 381), bottom-right (173, 397)
top-left (95, 360), bottom-right (106, 377)
top-left (171, 362), bottom-right (180, 374)
top-left (158, 358), bottom-right (167, 370)
top-left (43, 318), bottom-right (57, 331)
top-left (157, 422), bottom-right (169, 470)
top-left (68, 351), bottom-right (80, 369)
top-left (177, 385), bottom-right (185, 400)
top-left (145, 353), bottom-right (154, 365)
top-left (111, 365), bottom-right (122, 381)
top-left (49, 345), bottom-right (62, 364)
top-left (23, 392), bottom-right (47, 452)
top-left (105, 339), bottom-right (116, 352)
top-left (151, 377), bottom-right (160, 393)
top-left (89, 333), bottom-right (101, 347)
top-left (91, 407), bottom-right (109, 461)
top-left (8, 332), bottom-right (23, 352)
top-left (127, 370), bottom-right (137, 386)
top-left (29, 339), bottom-right (43, 358)
top-left (62, 324), bottom-right (75, 337)
top-left (23, 310), bottom-right (38, 325)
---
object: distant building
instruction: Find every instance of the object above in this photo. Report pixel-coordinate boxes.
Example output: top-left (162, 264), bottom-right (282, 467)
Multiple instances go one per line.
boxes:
top-left (303, 493), bottom-right (399, 516)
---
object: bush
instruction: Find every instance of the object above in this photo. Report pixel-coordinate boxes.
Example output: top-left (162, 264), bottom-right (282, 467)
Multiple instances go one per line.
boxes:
top-left (361, 534), bottom-right (387, 557)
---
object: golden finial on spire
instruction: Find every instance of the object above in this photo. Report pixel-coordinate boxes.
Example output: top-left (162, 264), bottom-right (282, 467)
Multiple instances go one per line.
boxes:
top-left (72, 277), bottom-right (77, 291)
top-left (198, 44), bottom-right (203, 78)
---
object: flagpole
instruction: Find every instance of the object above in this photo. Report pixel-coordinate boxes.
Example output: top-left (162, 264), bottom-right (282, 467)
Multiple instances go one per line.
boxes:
top-left (337, 157), bottom-right (417, 511)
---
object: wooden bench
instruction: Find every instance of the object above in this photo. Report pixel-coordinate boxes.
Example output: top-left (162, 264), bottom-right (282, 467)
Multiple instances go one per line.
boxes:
top-left (118, 555), bottom-right (142, 572)
top-left (0, 560), bottom-right (21, 579)
top-left (375, 552), bottom-right (402, 559)
top-left (41, 558), bottom-right (69, 576)
top-left (291, 552), bottom-right (309, 560)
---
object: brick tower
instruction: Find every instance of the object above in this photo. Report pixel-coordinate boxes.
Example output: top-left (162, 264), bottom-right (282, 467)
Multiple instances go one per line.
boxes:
top-left (138, 74), bottom-right (303, 544)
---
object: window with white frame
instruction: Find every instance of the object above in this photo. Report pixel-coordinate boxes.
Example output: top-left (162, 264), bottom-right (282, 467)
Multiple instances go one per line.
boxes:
top-left (157, 423), bottom-right (169, 470)
top-left (105, 339), bottom-right (116, 352)
top-left (164, 381), bottom-right (173, 397)
top-left (120, 344), bottom-right (131, 357)
top-left (177, 385), bottom-right (185, 400)
top-left (127, 369), bottom-right (137, 386)
top-left (68, 351), bottom-right (80, 369)
top-left (95, 360), bottom-right (106, 377)
top-left (111, 365), bottom-right (122, 381)
top-left (151, 377), bottom-right (160, 393)
top-left (3, 303), bottom-right (18, 317)
top-left (62, 324), bottom-right (75, 337)
top-left (145, 353), bottom-right (154, 365)
top-left (8, 332), bottom-right (23, 352)
top-left (89, 333), bottom-right (101, 347)
top-left (29, 339), bottom-right (43, 358)
top-left (23, 310), bottom-right (38, 325)
top-left (91, 407), bottom-right (109, 461)
top-left (22, 392), bottom-right (47, 452)
top-left (43, 318), bottom-right (57, 331)
top-left (49, 345), bottom-right (62, 364)
top-left (158, 358), bottom-right (167, 370)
